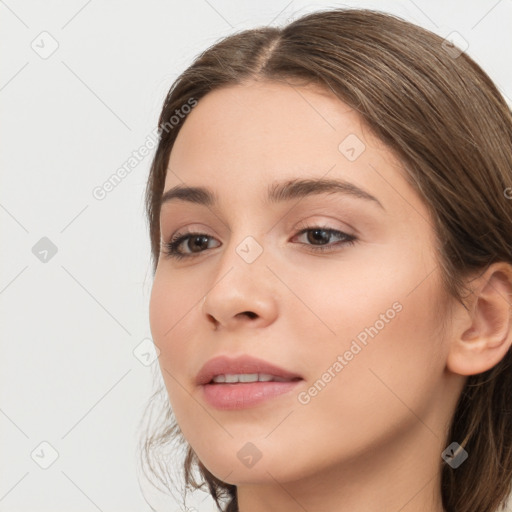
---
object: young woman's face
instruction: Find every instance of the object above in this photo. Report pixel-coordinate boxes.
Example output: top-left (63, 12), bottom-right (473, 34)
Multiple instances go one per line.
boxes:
top-left (149, 79), bottom-right (459, 485)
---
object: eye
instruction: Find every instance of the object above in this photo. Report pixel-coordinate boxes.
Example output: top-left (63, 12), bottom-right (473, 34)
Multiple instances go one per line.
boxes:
top-left (161, 224), bottom-right (357, 261)
top-left (292, 223), bottom-right (357, 253)
top-left (162, 231), bottom-right (220, 260)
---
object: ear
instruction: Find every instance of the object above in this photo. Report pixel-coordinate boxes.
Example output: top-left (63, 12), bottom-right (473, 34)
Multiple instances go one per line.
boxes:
top-left (446, 263), bottom-right (512, 376)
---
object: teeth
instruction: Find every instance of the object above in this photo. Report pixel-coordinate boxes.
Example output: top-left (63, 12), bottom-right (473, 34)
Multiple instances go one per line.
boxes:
top-left (211, 373), bottom-right (290, 383)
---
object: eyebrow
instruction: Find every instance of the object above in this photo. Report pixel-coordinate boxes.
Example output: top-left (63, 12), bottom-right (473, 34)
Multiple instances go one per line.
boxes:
top-left (160, 177), bottom-right (384, 210)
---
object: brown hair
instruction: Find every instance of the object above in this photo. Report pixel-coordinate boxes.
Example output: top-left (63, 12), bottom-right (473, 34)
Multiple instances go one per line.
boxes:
top-left (140, 8), bottom-right (512, 512)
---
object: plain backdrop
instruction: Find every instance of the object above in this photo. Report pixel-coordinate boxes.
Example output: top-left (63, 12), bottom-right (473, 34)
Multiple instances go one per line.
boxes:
top-left (1, 1), bottom-right (511, 511)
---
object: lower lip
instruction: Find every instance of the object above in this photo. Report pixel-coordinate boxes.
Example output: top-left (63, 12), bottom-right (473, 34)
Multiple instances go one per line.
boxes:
top-left (201, 380), bottom-right (302, 410)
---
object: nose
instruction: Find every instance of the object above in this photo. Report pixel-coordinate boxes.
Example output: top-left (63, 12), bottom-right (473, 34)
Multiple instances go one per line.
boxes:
top-left (201, 240), bottom-right (279, 331)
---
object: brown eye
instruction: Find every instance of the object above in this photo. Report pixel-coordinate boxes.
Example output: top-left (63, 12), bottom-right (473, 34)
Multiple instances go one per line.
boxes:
top-left (292, 226), bottom-right (357, 253)
top-left (162, 225), bottom-right (357, 261)
top-left (163, 232), bottom-right (220, 260)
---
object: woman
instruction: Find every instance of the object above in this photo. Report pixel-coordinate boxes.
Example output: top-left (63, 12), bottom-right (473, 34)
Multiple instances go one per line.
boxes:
top-left (140, 8), bottom-right (512, 512)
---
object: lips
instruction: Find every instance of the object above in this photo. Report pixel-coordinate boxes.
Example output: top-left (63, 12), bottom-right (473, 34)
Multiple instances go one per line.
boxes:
top-left (195, 354), bottom-right (303, 386)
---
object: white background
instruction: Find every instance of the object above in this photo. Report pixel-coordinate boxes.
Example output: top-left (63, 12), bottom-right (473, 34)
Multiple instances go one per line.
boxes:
top-left (1, 1), bottom-right (511, 511)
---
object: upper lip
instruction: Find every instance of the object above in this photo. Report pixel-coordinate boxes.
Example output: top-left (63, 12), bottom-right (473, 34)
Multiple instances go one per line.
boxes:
top-left (196, 354), bottom-right (303, 385)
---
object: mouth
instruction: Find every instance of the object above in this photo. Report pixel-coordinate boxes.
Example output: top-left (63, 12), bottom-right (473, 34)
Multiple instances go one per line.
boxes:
top-left (201, 377), bottom-right (304, 410)
top-left (196, 354), bottom-right (304, 409)
top-left (196, 354), bottom-right (303, 386)
top-left (208, 373), bottom-right (303, 384)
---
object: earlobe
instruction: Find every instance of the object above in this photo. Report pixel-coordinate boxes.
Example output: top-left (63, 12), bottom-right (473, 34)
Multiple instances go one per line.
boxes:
top-left (446, 263), bottom-right (512, 376)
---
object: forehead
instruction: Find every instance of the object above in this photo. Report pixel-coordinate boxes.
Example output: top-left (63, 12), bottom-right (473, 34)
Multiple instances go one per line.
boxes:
top-left (167, 80), bottom-right (367, 179)
top-left (163, 80), bottom-right (427, 222)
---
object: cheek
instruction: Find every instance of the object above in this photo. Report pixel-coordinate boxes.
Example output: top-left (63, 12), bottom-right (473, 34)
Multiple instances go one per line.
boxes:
top-left (149, 273), bottom-right (196, 387)
top-left (149, 267), bottom-right (204, 343)
top-left (149, 275), bottom-right (175, 348)
top-left (319, 273), bottom-right (444, 428)
top-left (149, 282), bottom-right (190, 433)
top-left (291, 243), bottom-right (446, 413)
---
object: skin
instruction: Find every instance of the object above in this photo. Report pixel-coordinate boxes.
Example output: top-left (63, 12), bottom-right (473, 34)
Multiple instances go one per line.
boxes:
top-left (149, 79), bottom-right (512, 512)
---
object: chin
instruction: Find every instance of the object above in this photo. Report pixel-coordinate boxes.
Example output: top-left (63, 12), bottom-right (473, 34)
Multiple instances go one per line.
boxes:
top-left (197, 442), bottom-right (311, 485)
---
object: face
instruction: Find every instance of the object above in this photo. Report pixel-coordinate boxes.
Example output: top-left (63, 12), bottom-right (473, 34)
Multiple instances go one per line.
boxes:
top-left (149, 79), bottom-right (454, 485)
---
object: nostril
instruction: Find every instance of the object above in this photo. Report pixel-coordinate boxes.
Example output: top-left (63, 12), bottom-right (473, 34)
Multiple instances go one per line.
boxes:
top-left (242, 311), bottom-right (258, 319)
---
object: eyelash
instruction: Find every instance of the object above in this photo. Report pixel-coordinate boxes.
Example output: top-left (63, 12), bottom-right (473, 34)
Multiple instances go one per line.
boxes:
top-left (162, 223), bottom-right (357, 261)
